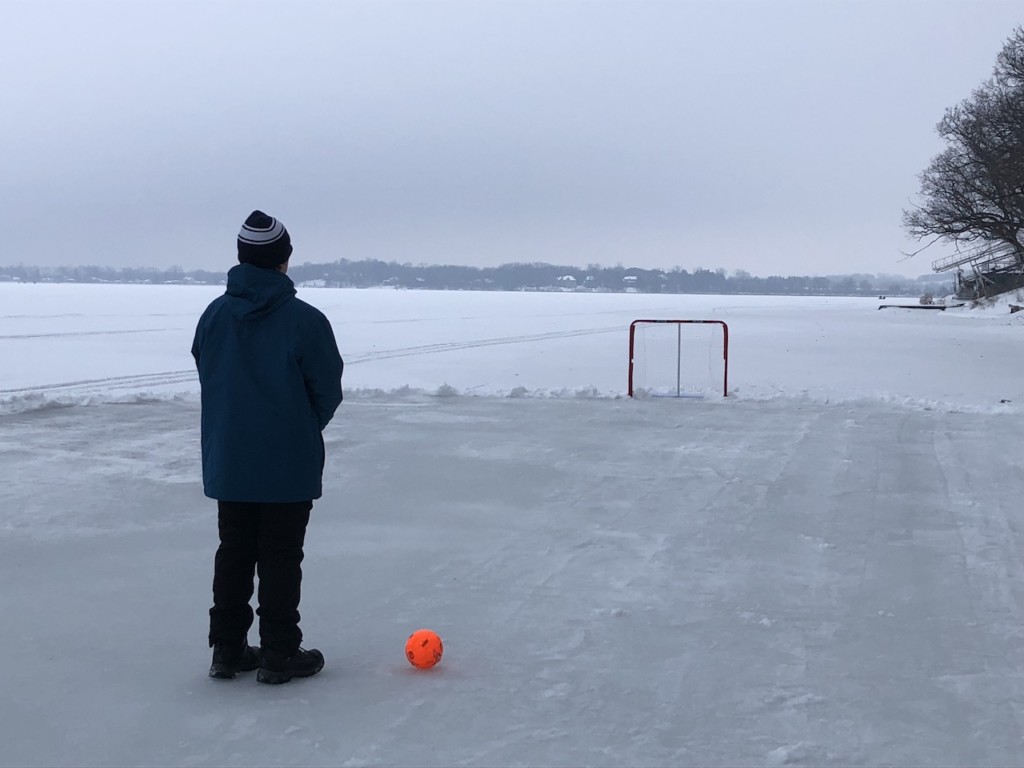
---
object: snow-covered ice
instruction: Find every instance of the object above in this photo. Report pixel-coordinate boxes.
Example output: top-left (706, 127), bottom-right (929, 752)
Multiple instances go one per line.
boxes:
top-left (2, 283), bottom-right (1024, 766)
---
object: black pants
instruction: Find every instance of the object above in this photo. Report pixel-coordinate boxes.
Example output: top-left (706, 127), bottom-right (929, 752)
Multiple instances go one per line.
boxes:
top-left (209, 500), bottom-right (312, 655)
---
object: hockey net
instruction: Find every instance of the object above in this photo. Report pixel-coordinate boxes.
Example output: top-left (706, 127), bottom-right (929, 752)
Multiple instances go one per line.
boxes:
top-left (628, 319), bottom-right (729, 398)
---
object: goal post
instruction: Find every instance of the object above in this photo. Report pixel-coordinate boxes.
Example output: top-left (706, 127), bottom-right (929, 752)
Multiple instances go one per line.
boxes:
top-left (628, 319), bottom-right (729, 398)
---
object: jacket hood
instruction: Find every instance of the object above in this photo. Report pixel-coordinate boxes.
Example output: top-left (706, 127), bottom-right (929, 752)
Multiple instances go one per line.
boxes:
top-left (224, 263), bottom-right (297, 320)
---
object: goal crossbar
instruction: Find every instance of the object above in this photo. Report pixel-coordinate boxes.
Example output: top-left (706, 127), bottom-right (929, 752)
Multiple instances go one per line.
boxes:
top-left (628, 319), bottom-right (730, 398)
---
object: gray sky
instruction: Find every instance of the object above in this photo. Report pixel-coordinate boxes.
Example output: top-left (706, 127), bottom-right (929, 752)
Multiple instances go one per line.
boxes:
top-left (1, 0), bottom-right (1020, 276)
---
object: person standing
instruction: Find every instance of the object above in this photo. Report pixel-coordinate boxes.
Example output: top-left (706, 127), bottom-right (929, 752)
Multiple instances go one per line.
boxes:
top-left (192, 210), bottom-right (343, 684)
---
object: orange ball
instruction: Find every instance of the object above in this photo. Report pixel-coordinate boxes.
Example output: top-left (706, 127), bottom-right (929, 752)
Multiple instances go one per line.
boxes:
top-left (405, 629), bottom-right (443, 669)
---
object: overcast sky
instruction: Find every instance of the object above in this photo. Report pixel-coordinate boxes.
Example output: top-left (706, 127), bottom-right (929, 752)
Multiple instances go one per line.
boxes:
top-left (1, 0), bottom-right (1020, 277)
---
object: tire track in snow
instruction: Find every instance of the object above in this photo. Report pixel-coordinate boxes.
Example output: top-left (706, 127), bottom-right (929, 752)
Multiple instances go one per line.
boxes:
top-left (1, 325), bottom-right (622, 398)
top-left (0, 371), bottom-right (200, 397)
top-left (0, 328), bottom-right (184, 340)
top-left (345, 325), bottom-right (622, 364)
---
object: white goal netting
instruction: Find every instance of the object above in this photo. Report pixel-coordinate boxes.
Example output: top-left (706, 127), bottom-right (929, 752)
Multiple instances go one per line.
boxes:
top-left (628, 320), bottom-right (729, 398)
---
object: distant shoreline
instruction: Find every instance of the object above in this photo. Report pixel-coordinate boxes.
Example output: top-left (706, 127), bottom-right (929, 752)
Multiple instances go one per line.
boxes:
top-left (0, 259), bottom-right (946, 299)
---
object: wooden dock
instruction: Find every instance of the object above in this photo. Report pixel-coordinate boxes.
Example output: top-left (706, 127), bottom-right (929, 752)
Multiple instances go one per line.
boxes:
top-left (878, 304), bottom-right (952, 311)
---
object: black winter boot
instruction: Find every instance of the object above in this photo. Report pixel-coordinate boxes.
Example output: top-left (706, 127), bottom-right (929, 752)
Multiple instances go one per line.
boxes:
top-left (256, 647), bottom-right (325, 684)
top-left (209, 640), bottom-right (260, 679)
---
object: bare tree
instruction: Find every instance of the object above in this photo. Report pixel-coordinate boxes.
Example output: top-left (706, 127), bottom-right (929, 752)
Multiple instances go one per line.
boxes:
top-left (995, 26), bottom-right (1024, 86)
top-left (904, 27), bottom-right (1024, 262)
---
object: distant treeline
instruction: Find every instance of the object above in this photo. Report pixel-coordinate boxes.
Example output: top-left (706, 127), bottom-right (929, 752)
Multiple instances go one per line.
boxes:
top-left (0, 260), bottom-right (951, 297)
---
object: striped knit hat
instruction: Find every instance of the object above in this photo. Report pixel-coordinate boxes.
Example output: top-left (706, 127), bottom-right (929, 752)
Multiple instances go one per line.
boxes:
top-left (237, 210), bottom-right (293, 268)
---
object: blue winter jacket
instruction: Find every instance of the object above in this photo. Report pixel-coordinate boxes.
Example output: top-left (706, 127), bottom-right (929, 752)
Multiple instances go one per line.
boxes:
top-left (192, 264), bottom-right (343, 502)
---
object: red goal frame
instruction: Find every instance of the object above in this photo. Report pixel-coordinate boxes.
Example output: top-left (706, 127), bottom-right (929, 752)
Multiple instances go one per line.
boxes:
top-left (628, 319), bottom-right (729, 398)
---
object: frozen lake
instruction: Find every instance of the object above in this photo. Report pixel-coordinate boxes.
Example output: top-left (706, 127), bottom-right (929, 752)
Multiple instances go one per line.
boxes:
top-left (1, 283), bottom-right (1023, 766)
top-left (2, 282), bottom-right (1023, 409)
